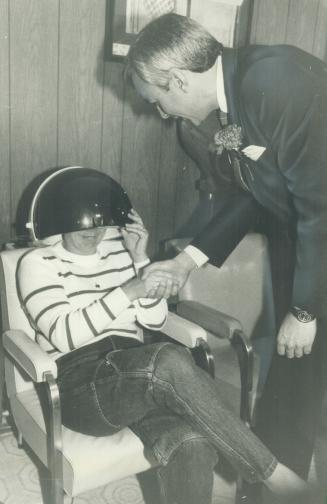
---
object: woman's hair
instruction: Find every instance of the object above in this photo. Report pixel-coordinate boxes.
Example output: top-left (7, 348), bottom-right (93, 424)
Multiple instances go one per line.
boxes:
top-left (126, 13), bottom-right (223, 88)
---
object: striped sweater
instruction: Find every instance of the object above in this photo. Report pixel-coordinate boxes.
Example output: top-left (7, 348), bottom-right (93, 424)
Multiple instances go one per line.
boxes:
top-left (18, 233), bottom-right (167, 360)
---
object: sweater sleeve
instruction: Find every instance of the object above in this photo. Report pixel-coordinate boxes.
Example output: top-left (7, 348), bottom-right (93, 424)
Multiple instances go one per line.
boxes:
top-left (134, 298), bottom-right (168, 330)
top-left (18, 250), bottom-right (132, 352)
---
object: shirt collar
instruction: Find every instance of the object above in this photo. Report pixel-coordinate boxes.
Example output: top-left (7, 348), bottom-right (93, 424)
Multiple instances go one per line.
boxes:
top-left (216, 55), bottom-right (228, 113)
top-left (55, 242), bottom-right (101, 267)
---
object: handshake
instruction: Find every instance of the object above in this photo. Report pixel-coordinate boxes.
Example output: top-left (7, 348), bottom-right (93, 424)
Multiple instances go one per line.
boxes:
top-left (122, 211), bottom-right (197, 300)
top-left (141, 263), bottom-right (181, 299)
top-left (139, 253), bottom-right (197, 299)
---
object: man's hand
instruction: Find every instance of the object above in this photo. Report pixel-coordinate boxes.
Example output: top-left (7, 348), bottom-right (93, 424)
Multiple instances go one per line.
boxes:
top-left (142, 251), bottom-right (197, 299)
top-left (144, 271), bottom-right (180, 299)
top-left (122, 272), bottom-right (179, 301)
top-left (277, 312), bottom-right (317, 358)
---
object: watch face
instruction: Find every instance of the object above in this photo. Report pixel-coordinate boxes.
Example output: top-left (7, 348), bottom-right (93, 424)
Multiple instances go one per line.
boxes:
top-left (296, 310), bottom-right (315, 323)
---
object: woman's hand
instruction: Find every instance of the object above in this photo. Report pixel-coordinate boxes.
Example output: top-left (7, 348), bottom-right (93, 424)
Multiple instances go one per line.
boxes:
top-left (121, 209), bottom-right (149, 263)
top-left (122, 272), bottom-right (177, 301)
top-left (142, 252), bottom-right (197, 298)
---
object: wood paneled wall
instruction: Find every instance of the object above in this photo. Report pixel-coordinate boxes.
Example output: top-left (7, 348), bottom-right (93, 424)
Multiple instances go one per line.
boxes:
top-left (0, 0), bottom-right (326, 254)
top-left (0, 0), bottom-right (193, 254)
top-left (250, 0), bottom-right (327, 60)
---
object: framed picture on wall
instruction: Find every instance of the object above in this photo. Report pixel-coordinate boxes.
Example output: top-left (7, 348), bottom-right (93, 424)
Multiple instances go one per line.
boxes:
top-left (105, 0), bottom-right (253, 62)
top-left (105, 0), bottom-right (191, 61)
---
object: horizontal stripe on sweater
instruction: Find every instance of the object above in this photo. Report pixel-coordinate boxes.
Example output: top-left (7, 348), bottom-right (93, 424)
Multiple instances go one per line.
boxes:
top-left (35, 301), bottom-right (69, 325)
top-left (57, 263), bottom-right (133, 278)
top-left (67, 287), bottom-right (118, 298)
top-left (138, 299), bottom-right (162, 309)
top-left (100, 249), bottom-right (129, 260)
top-left (24, 284), bottom-right (64, 304)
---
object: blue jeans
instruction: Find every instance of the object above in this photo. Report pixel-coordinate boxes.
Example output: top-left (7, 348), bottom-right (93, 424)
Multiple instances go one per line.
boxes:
top-left (57, 337), bottom-right (277, 502)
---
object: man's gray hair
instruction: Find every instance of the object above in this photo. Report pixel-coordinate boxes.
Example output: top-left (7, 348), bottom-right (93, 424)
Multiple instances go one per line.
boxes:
top-left (126, 13), bottom-right (223, 88)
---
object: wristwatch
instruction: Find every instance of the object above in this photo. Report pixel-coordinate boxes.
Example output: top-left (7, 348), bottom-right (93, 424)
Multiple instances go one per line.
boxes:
top-left (291, 306), bottom-right (316, 323)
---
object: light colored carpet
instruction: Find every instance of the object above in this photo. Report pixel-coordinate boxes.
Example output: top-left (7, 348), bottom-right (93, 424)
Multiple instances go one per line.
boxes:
top-left (0, 430), bottom-right (236, 504)
top-left (1, 428), bottom-right (326, 504)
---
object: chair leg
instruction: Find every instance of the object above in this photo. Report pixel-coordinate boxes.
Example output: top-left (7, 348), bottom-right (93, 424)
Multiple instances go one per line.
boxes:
top-left (0, 409), bottom-right (12, 435)
top-left (235, 475), bottom-right (244, 503)
top-left (235, 478), bottom-right (263, 504)
top-left (63, 495), bottom-right (74, 504)
top-left (44, 372), bottom-right (64, 504)
top-left (231, 331), bottom-right (258, 503)
top-left (17, 430), bottom-right (23, 448)
top-left (230, 330), bottom-right (254, 425)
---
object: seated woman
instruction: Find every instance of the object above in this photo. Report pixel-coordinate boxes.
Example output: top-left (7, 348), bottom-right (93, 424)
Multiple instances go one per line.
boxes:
top-left (18, 166), bottom-right (309, 504)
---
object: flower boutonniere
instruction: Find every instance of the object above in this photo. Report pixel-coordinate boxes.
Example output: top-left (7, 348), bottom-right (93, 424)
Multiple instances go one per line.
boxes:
top-left (212, 124), bottom-right (243, 155)
top-left (210, 124), bottom-right (266, 191)
top-left (211, 124), bottom-right (266, 161)
top-left (211, 124), bottom-right (249, 191)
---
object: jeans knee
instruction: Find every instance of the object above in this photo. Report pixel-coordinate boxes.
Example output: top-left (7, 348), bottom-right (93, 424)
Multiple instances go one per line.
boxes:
top-left (154, 343), bottom-right (195, 381)
top-left (157, 437), bottom-right (217, 504)
top-left (172, 437), bottom-right (218, 470)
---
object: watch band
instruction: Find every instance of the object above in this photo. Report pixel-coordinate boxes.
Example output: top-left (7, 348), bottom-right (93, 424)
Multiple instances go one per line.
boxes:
top-left (291, 306), bottom-right (316, 323)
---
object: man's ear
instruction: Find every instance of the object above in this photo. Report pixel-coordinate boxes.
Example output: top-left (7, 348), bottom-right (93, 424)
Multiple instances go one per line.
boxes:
top-left (168, 68), bottom-right (188, 93)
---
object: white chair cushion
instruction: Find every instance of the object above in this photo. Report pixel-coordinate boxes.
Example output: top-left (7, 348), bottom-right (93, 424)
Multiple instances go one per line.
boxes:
top-left (1, 245), bottom-right (154, 497)
top-left (11, 388), bottom-right (153, 496)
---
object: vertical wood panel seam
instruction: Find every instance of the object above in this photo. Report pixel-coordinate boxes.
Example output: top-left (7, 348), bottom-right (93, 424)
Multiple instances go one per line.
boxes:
top-left (284, 0), bottom-right (292, 41)
top-left (251, 0), bottom-right (260, 42)
top-left (99, 46), bottom-right (106, 172)
top-left (245, 0), bottom-right (255, 44)
top-left (8, 0), bottom-right (12, 239)
top-left (119, 69), bottom-right (127, 185)
top-left (56, 0), bottom-right (61, 167)
top-left (312, 0), bottom-right (322, 54)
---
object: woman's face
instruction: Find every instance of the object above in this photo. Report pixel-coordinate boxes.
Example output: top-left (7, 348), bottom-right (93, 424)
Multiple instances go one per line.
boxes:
top-left (62, 228), bottom-right (106, 255)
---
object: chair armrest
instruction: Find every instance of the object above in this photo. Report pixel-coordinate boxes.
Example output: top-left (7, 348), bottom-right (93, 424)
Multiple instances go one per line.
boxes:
top-left (177, 301), bottom-right (255, 424)
top-left (3, 329), bottom-right (64, 496)
top-left (164, 311), bottom-right (207, 348)
top-left (3, 330), bottom-right (57, 382)
top-left (176, 300), bottom-right (242, 340)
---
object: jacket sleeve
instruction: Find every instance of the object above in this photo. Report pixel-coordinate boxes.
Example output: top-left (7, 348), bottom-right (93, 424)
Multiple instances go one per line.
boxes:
top-left (244, 53), bottom-right (327, 315)
top-left (190, 188), bottom-right (259, 267)
top-left (278, 89), bottom-right (327, 315)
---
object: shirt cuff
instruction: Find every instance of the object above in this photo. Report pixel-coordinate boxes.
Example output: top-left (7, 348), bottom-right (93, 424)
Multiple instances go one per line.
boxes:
top-left (184, 245), bottom-right (209, 268)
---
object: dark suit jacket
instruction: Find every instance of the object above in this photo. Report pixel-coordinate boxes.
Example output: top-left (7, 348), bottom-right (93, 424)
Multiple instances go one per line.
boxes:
top-left (192, 45), bottom-right (327, 315)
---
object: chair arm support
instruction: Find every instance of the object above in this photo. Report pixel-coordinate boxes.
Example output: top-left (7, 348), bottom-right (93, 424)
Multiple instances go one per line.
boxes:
top-left (164, 311), bottom-right (207, 348)
top-left (176, 301), bottom-right (254, 424)
top-left (230, 330), bottom-right (254, 425)
top-left (3, 330), bottom-right (57, 382)
top-left (176, 300), bottom-right (242, 340)
top-left (44, 372), bottom-right (64, 502)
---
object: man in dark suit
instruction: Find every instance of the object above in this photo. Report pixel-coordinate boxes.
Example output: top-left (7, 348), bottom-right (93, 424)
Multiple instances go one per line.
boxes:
top-left (126, 12), bottom-right (327, 485)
